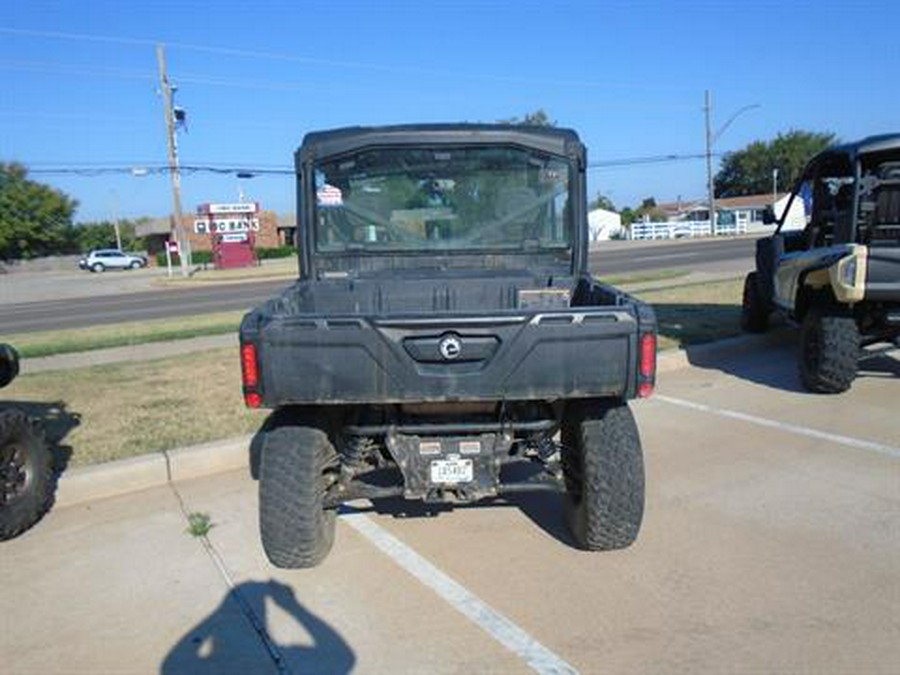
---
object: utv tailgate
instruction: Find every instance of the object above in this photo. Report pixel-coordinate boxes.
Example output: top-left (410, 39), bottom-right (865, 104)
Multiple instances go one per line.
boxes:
top-left (244, 308), bottom-right (644, 405)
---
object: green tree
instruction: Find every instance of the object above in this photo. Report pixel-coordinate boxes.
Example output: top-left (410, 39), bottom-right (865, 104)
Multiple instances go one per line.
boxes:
top-left (500, 109), bottom-right (556, 127)
top-left (621, 197), bottom-right (666, 224)
top-left (590, 193), bottom-right (616, 212)
top-left (0, 162), bottom-right (78, 260)
top-left (714, 130), bottom-right (836, 197)
top-left (72, 219), bottom-right (143, 252)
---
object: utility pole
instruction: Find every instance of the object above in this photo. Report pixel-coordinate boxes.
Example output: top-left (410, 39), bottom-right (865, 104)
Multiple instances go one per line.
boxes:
top-left (110, 189), bottom-right (122, 251)
top-left (156, 43), bottom-right (190, 277)
top-left (704, 89), bottom-right (715, 235)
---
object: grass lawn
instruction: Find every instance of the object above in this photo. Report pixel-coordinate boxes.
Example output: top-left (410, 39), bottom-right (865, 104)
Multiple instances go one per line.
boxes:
top-left (635, 277), bottom-right (745, 350)
top-left (5, 348), bottom-right (265, 467)
top-left (4, 276), bottom-right (745, 467)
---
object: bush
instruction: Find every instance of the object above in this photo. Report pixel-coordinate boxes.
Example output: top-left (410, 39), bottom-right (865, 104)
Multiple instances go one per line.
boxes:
top-left (156, 250), bottom-right (213, 267)
top-left (154, 247), bottom-right (295, 268)
top-left (256, 246), bottom-right (295, 260)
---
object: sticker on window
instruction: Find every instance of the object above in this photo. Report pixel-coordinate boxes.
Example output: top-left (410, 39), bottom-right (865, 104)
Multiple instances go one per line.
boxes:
top-left (317, 184), bottom-right (343, 207)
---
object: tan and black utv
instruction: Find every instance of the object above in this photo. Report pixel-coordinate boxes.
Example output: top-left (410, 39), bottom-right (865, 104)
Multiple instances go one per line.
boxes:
top-left (742, 134), bottom-right (900, 393)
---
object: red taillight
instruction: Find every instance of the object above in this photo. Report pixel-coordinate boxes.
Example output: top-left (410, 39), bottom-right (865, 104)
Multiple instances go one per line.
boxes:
top-left (240, 343), bottom-right (258, 388)
top-left (241, 342), bottom-right (261, 408)
top-left (638, 332), bottom-right (656, 398)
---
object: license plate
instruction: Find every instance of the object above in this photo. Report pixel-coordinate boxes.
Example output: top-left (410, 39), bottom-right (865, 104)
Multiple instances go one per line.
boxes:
top-left (430, 458), bottom-right (473, 484)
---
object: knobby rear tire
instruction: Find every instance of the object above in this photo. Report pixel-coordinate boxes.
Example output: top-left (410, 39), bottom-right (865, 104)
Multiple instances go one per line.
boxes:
top-left (259, 421), bottom-right (338, 568)
top-left (799, 309), bottom-right (859, 394)
top-left (561, 400), bottom-right (645, 551)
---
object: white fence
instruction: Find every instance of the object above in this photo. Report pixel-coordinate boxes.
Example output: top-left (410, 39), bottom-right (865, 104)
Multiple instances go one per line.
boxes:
top-left (629, 219), bottom-right (747, 240)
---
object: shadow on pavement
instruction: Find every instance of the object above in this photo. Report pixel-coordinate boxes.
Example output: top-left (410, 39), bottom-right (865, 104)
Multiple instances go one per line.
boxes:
top-left (354, 481), bottom-right (577, 550)
top-left (682, 335), bottom-right (809, 393)
top-left (161, 579), bottom-right (355, 675)
top-left (680, 328), bottom-right (900, 393)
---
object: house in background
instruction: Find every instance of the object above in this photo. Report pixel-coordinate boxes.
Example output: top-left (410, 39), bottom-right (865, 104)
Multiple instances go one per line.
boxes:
top-left (587, 207), bottom-right (624, 241)
top-left (656, 192), bottom-right (805, 232)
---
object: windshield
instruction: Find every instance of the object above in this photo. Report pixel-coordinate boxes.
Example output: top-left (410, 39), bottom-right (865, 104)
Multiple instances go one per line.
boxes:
top-left (312, 146), bottom-right (573, 253)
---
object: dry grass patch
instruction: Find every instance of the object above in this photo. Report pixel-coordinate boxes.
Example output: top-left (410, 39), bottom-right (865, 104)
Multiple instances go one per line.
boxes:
top-left (4, 348), bottom-right (265, 466)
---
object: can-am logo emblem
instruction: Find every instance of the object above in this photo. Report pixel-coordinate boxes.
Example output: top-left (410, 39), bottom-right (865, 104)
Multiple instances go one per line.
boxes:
top-left (439, 335), bottom-right (462, 360)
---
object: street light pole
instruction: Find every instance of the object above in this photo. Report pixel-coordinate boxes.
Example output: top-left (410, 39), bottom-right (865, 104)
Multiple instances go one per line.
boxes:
top-left (704, 91), bottom-right (761, 235)
top-left (705, 90), bottom-right (715, 234)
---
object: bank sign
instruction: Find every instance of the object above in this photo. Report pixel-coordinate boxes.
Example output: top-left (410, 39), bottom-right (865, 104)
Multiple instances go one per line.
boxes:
top-left (205, 203), bottom-right (258, 215)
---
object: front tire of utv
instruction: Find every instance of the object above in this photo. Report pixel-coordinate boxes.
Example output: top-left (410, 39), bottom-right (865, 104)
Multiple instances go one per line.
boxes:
top-left (561, 400), bottom-right (644, 551)
top-left (741, 271), bottom-right (769, 333)
top-left (799, 309), bottom-right (859, 394)
top-left (259, 420), bottom-right (338, 568)
top-left (0, 409), bottom-right (53, 541)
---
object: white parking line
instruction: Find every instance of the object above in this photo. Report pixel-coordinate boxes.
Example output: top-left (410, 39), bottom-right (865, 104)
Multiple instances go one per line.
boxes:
top-left (655, 394), bottom-right (900, 459)
top-left (342, 512), bottom-right (578, 675)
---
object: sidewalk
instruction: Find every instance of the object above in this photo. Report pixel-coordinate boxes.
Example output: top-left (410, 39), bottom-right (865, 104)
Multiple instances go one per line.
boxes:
top-left (21, 333), bottom-right (237, 374)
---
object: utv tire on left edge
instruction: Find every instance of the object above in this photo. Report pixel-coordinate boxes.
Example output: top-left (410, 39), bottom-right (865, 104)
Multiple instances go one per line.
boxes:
top-left (259, 419), bottom-right (338, 568)
top-left (561, 399), bottom-right (645, 551)
top-left (0, 409), bottom-right (53, 541)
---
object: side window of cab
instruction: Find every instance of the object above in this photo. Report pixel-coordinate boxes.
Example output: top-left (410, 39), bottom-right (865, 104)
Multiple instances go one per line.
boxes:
top-left (806, 154), bottom-right (854, 248)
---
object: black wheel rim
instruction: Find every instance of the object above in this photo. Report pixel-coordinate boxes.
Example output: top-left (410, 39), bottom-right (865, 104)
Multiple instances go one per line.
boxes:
top-left (0, 441), bottom-right (30, 506)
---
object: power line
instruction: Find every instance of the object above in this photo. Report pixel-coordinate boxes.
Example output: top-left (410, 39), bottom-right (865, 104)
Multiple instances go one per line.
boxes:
top-left (0, 58), bottom-right (154, 81)
top-left (22, 151), bottom-right (728, 177)
top-left (0, 25), bottom-right (698, 94)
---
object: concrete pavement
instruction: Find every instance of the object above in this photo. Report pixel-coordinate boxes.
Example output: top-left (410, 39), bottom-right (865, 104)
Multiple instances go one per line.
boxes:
top-left (2, 338), bottom-right (898, 674)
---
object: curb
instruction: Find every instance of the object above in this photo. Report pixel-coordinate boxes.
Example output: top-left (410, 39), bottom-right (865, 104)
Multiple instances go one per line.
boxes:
top-left (51, 330), bottom-right (793, 509)
top-left (55, 435), bottom-right (252, 508)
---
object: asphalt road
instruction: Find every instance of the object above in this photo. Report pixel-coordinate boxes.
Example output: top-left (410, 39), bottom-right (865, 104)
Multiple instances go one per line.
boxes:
top-left (4, 339), bottom-right (898, 673)
top-left (1, 237), bottom-right (756, 334)
top-left (589, 235), bottom-right (755, 275)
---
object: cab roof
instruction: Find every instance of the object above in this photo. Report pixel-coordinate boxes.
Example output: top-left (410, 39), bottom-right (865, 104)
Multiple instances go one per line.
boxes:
top-left (826, 133), bottom-right (900, 159)
top-left (296, 124), bottom-right (583, 165)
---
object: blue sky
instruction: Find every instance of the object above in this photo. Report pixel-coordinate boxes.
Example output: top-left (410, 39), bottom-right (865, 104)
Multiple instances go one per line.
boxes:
top-left (1, 0), bottom-right (898, 222)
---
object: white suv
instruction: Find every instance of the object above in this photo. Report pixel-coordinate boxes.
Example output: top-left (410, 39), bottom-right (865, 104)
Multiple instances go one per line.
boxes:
top-left (79, 249), bottom-right (148, 273)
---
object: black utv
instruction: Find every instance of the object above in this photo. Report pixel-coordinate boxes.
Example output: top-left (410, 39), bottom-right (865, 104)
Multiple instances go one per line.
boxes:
top-left (240, 125), bottom-right (657, 567)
